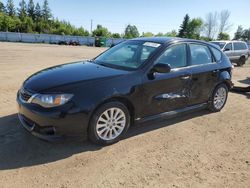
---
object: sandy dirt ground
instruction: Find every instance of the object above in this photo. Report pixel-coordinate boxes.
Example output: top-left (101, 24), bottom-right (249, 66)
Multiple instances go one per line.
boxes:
top-left (0, 42), bottom-right (249, 188)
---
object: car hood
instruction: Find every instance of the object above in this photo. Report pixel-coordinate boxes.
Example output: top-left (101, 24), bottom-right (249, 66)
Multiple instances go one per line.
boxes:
top-left (23, 61), bottom-right (128, 92)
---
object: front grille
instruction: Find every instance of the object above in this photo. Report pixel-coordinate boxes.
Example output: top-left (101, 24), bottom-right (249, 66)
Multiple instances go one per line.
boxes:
top-left (20, 88), bottom-right (32, 102)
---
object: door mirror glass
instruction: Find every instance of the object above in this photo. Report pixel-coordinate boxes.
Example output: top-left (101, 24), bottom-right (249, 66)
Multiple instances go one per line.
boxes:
top-left (152, 63), bottom-right (171, 73)
top-left (224, 48), bottom-right (230, 52)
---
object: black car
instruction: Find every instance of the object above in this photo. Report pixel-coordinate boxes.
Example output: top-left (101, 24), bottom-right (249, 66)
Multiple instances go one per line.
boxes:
top-left (17, 37), bottom-right (233, 145)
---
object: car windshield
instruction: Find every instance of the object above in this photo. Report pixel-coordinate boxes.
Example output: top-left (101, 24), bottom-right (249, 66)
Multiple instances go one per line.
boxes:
top-left (211, 42), bottom-right (226, 49)
top-left (94, 40), bottom-right (161, 70)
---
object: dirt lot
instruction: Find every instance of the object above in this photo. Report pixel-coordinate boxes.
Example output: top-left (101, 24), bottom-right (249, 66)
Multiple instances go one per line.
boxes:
top-left (0, 42), bottom-right (249, 188)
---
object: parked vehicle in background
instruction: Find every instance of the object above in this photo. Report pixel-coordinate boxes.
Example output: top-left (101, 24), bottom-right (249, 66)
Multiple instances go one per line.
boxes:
top-left (247, 43), bottom-right (250, 56)
top-left (211, 40), bottom-right (249, 66)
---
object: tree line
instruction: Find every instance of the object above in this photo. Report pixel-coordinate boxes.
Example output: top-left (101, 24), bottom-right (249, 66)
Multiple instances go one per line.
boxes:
top-left (0, 0), bottom-right (89, 36)
top-left (0, 1), bottom-right (249, 41)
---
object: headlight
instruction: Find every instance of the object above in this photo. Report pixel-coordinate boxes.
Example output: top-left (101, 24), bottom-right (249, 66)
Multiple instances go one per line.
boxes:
top-left (30, 94), bottom-right (73, 108)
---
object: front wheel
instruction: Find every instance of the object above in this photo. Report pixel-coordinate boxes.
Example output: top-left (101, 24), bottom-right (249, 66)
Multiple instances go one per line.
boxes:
top-left (208, 84), bottom-right (228, 112)
top-left (88, 102), bottom-right (130, 145)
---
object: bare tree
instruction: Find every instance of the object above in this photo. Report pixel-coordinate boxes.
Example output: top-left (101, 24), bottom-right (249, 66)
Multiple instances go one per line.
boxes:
top-left (203, 12), bottom-right (218, 39)
top-left (219, 10), bottom-right (231, 33)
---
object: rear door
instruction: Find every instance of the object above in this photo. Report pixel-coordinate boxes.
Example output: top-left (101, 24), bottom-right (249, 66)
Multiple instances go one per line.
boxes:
top-left (141, 43), bottom-right (192, 118)
top-left (187, 43), bottom-right (219, 105)
top-left (233, 42), bottom-right (248, 59)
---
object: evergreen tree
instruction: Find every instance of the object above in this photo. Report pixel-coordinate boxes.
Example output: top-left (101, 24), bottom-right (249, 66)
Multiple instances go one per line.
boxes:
top-left (6, 0), bottom-right (16, 17)
top-left (0, 0), bottom-right (5, 13)
top-left (27, 0), bottom-right (35, 20)
top-left (233, 25), bottom-right (243, 40)
top-left (178, 14), bottom-right (190, 38)
top-left (34, 3), bottom-right (41, 21)
top-left (18, 0), bottom-right (27, 20)
top-left (42, 0), bottom-right (51, 20)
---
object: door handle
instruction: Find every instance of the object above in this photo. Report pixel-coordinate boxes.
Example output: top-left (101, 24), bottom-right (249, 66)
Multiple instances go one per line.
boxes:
top-left (180, 75), bottom-right (191, 80)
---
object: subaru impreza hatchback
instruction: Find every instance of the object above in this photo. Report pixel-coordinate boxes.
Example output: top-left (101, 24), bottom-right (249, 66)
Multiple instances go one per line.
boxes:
top-left (17, 37), bottom-right (233, 145)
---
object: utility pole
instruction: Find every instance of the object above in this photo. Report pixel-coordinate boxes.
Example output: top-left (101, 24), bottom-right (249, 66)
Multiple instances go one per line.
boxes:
top-left (90, 19), bottom-right (93, 35)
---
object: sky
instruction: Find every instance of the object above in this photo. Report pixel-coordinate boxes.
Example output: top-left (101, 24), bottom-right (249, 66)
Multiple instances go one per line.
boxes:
top-left (3, 0), bottom-right (250, 38)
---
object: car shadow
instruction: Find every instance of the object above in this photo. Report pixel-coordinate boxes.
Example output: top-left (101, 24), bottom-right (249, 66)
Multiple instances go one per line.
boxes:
top-left (239, 77), bottom-right (250, 85)
top-left (231, 77), bottom-right (250, 99)
top-left (0, 110), bottom-right (210, 170)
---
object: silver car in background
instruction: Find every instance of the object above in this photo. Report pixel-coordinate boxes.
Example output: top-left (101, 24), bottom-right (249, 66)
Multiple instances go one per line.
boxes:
top-left (211, 40), bottom-right (249, 66)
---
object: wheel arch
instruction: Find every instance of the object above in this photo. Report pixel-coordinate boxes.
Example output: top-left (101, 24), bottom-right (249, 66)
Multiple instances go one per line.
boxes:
top-left (87, 96), bottom-right (135, 130)
top-left (219, 70), bottom-right (233, 89)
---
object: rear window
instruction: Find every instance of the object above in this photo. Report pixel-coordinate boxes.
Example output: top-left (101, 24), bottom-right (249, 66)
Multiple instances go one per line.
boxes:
top-left (234, 42), bottom-right (247, 50)
top-left (210, 47), bottom-right (222, 61)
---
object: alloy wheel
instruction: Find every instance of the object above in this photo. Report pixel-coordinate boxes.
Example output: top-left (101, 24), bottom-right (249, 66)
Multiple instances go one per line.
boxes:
top-left (96, 107), bottom-right (126, 141)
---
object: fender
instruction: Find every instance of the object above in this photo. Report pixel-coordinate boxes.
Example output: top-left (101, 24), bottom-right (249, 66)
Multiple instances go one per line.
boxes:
top-left (219, 70), bottom-right (233, 89)
top-left (219, 70), bottom-right (231, 82)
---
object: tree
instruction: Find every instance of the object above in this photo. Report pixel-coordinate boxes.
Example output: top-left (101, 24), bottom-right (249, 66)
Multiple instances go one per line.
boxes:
top-left (187, 18), bottom-right (203, 39)
top-left (203, 12), bottom-right (218, 39)
top-left (141, 32), bottom-right (154, 37)
top-left (124, 24), bottom-right (139, 39)
top-left (155, 32), bottom-right (164, 37)
top-left (178, 14), bottom-right (190, 38)
top-left (18, 0), bottom-right (27, 20)
top-left (242, 28), bottom-right (250, 41)
top-left (92, 24), bottom-right (111, 37)
top-left (73, 27), bottom-right (89, 36)
top-left (234, 25), bottom-right (244, 40)
top-left (0, 0), bottom-right (5, 13)
top-left (42, 0), bottom-right (51, 20)
top-left (20, 16), bottom-right (33, 32)
top-left (6, 0), bottom-right (16, 17)
top-left (27, 0), bottom-right (35, 20)
top-left (219, 10), bottom-right (231, 33)
top-left (111, 33), bottom-right (121, 38)
top-left (165, 30), bottom-right (177, 37)
top-left (217, 32), bottom-right (230, 40)
top-left (34, 3), bottom-right (41, 21)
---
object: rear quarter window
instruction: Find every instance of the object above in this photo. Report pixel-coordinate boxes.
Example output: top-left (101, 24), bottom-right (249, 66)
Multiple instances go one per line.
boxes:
top-left (234, 42), bottom-right (247, 50)
top-left (210, 47), bottom-right (222, 61)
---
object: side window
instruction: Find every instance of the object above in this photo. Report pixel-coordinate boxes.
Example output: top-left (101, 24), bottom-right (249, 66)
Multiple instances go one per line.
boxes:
top-left (154, 44), bottom-right (187, 69)
top-left (224, 43), bottom-right (232, 51)
top-left (190, 44), bottom-right (213, 65)
top-left (234, 42), bottom-right (247, 50)
top-left (210, 47), bottom-right (222, 61)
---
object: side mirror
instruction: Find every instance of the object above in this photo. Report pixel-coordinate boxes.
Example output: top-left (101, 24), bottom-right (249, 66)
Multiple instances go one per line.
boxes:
top-left (224, 48), bottom-right (230, 52)
top-left (152, 63), bottom-right (171, 73)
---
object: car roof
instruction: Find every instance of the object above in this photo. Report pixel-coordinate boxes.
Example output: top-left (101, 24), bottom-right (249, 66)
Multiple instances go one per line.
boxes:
top-left (212, 40), bottom-right (247, 44)
top-left (130, 37), bottom-right (221, 50)
top-left (131, 37), bottom-right (212, 45)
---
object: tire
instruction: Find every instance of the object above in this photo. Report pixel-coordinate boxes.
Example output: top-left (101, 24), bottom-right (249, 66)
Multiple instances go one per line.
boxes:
top-left (237, 57), bottom-right (246, 66)
top-left (208, 83), bottom-right (228, 112)
top-left (88, 101), bottom-right (130, 145)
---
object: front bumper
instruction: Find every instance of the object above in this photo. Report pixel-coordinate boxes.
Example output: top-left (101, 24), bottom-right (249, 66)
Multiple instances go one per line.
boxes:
top-left (17, 95), bottom-right (89, 141)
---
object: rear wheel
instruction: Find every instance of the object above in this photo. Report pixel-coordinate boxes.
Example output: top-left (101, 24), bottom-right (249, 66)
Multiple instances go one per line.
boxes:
top-left (88, 102), bottom-right (130, 145)
top-left (208, 84), bottom-right (228, 112)
top-left (237, 57), bottom-right (246, 66)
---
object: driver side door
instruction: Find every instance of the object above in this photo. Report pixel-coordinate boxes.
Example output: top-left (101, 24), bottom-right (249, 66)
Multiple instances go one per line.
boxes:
top-left (141, 43), bottom-right (192, 118)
